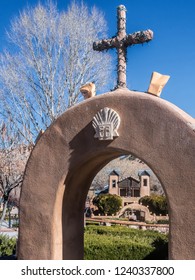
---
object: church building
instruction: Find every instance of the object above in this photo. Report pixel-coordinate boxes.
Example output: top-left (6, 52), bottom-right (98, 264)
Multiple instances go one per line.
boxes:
top-left (108, 170), bottom-right (150, 206)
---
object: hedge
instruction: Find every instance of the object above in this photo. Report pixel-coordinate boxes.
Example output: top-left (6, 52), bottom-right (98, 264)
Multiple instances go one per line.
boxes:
top-left (84, 225), bottom-right (168, 260)
top-left (0, 226), bottom-right (168, 260)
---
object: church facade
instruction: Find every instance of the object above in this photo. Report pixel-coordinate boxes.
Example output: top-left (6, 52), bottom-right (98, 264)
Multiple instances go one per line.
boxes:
top-left (108, 170), bottom-right (150, 207)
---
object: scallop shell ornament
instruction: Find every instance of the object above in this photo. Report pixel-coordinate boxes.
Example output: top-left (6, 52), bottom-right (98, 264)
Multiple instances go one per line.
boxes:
top-left (92, 107), bottom-right (120, 140)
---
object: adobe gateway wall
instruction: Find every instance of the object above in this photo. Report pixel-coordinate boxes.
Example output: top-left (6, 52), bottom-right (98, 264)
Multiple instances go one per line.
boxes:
top-left (18, 88), bottom-right (195, 259)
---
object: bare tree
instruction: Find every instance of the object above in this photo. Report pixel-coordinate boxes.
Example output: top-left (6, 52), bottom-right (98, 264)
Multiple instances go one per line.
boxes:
top-left (0, 1), bottom-right (113, 143)
top-left (0, 121), bottom-right (32, 227)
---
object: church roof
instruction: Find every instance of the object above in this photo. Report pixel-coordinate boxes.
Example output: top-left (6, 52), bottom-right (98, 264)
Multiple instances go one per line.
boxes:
top-left (118, 176), bottom-right (140, 184)
top-left (109, 170), bottom-right (119, 176)
top-left (138, 170), bottom-right (151, 177)
top-left (95, 185), bottom-right (109, 195)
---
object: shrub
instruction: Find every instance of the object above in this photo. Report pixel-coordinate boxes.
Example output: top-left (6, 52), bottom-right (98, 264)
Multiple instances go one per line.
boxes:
top-left (12, 221), bottom-right (19, 228)
top-left (0, 234), bottom-right (17, 257)
top-left (92, 194), bottom-right (122, 215)
top-left (139, 195), bottom-right (168, 215)
top-left (85, 234), bottom-right (153, 259)
top-left (157, 219), bottom-right (169, 224)
top-left (84, 225), bottom-right (168, 260)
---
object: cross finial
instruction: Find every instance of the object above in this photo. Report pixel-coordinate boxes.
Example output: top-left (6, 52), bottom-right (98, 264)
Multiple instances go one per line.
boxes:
top-left (93, 5), bottom-right (153, 89)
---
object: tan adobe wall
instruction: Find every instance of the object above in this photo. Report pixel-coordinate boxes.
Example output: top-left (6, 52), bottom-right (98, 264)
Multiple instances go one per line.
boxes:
top-left (18, 88), bottom-right (195, 260)
top-left (140, 175), bottom-right (150, 197)
top-left (109, 174), bottom-right (119, 195)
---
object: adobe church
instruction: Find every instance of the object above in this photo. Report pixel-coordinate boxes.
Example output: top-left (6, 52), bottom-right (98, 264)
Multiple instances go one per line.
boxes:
top-left (100, 170), bottom-right (150, 207)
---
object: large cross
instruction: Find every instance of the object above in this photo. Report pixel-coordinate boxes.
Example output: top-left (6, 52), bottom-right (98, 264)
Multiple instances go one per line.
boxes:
top-left (93, 5), bottom-right (153, 88)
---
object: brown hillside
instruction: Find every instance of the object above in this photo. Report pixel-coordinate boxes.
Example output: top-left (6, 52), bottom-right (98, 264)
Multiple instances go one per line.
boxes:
top-left (92, 156), bottom-right (163, 194)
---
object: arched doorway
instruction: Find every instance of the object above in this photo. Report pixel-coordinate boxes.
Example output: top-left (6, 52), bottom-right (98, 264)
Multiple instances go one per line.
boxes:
top-left (18, 88), bottom-right (195, 259)
top-left (118, 203), bottom-right (152, 222)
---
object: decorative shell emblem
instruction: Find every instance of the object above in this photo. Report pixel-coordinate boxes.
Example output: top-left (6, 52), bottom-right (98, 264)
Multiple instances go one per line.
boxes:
top-left (92, 107), bottom-right (120, 140)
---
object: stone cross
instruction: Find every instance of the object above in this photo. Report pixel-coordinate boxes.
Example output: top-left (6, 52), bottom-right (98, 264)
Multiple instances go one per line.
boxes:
top-left (93, 5), bottom-right (153, 88)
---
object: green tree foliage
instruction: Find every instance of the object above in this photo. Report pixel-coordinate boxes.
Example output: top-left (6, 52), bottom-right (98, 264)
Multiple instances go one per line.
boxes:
top-left (139, 194), bottom-right (168, 215)
top-left (93, 194), bottom-right (122, 215)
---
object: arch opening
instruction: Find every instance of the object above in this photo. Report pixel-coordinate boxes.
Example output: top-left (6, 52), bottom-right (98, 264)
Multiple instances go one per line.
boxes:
top-left (82, 153), bottom-right (169, 260)
top-left (61, 148), bottom-right (171, 260)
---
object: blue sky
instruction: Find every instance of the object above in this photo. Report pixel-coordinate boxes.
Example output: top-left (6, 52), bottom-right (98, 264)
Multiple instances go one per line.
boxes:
top-left (0, 0), bottom-right (195, 117)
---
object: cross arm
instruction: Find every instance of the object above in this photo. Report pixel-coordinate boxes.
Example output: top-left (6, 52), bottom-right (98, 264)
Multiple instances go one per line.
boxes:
top-left (125, 29), bottom-right (153, 46)
top-left (93, 29), bottom-right (153, 51)
top-left (93, 37), bottom-right (118, 52)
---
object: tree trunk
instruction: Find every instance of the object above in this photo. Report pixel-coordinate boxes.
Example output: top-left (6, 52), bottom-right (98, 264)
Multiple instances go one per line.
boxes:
top-left (0, 200), bottom-right (8, 228)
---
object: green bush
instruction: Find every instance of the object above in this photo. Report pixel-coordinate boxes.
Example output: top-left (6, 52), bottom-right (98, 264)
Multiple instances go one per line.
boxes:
top-left (85, 233), bottom-right (153, 260)
top-left (0, 234), bottom-right (17, 257)
top-left (92, 194), bottom-right (122, 215)
top-left (86, 222), bottom-right (100, 226)
top-left (157, 219), bottom-right (169, 224)
top-left (139, 195), bottom-right (168, 215)
top-left (12, 221), bottom-right (19, 228)
top-left (84, 225), bottom-right (168, 260)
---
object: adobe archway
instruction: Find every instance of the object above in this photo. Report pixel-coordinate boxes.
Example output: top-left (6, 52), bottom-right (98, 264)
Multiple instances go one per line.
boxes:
top-left (18, 88), bottom-right (195, 259)
top-left (118, 203), bottom-right (152, 221)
